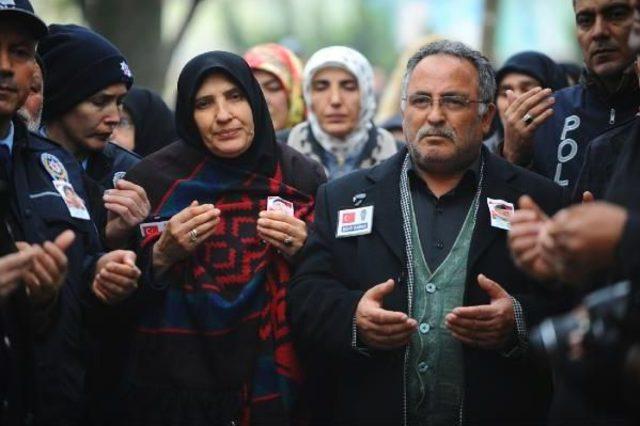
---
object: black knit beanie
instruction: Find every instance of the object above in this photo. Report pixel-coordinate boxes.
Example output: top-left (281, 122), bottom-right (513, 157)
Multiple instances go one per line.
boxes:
top-left (38, 24), bottom-right (134, 122)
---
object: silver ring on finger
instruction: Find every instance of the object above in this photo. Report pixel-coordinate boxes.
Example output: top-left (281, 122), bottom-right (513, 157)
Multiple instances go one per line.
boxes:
top-left (283, 235), bottom-right (293, 247)
top-left (189, 228), bottom-right (199, 244)
top-left (522, 112), bottom-right (535, 126)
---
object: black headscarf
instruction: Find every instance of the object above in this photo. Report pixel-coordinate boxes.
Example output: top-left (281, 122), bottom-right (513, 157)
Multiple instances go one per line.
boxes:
top-left (122, 87), bottom-right (177, 157)
top-left (175, 51), bottom-right (277, 176)
top-left (496, 51), bottom-right (569, 92)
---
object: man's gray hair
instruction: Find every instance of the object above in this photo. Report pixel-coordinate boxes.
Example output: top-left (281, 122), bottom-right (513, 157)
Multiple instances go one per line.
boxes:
top-left (400, 39), bottom-right (496, 115)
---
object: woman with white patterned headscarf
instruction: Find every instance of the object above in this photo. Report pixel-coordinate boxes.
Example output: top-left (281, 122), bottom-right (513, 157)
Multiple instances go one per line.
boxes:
top-left (284, 46), bottom-right (398, 179)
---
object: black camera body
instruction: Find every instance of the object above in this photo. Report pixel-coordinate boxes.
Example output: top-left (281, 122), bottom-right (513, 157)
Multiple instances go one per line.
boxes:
top-left (530, 280), bottom-right (640, 419)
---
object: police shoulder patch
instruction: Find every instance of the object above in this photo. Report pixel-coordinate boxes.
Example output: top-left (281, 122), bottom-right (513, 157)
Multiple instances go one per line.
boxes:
top-left (40, 153), bottom-right (69, 182)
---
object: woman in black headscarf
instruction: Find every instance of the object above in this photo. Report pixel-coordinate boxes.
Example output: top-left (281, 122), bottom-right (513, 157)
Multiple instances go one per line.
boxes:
top-left (122, 51), bottom-right (325, 425)
top-left (111, 87), bottom-right (178, 157)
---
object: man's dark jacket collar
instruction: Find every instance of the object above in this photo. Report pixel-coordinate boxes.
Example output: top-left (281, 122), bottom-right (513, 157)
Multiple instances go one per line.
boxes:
top-left (580, 64), bottom-right (640, 102)
top-left (363, 146), bottom-right (518, 271)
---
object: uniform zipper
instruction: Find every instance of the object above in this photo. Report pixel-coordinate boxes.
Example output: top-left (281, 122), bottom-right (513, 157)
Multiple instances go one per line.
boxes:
top-left (609, 108), bottom-right (616, 125)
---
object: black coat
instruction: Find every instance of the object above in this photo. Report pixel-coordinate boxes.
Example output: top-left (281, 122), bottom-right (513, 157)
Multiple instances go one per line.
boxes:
top-left (603, 117), bottom-right (640, 284)
top-left (573, 116), bottom-right (638, 202)
top-left (288, 147), bottom-right (565, 425)
top-left (2, 119), bottom-right (104, 425)
top-left (573, 117), bottom-right (640, 283)
top-left (0, 212), bottom-right (33, 426)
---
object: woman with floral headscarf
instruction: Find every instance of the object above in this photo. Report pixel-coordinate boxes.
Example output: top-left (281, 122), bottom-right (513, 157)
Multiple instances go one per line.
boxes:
top-left (285, 46), bottom-right (399, 180)
top-left (244, 43), bottom-right (305, 131)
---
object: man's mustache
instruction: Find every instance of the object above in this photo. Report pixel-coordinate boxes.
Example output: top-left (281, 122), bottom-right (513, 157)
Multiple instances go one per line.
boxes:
top-left (416, 126), bottom-right (456, 141)
top-left (591, 40), bottom-right (620, 54)
top-left (0, 76), bottom-right (17, 92)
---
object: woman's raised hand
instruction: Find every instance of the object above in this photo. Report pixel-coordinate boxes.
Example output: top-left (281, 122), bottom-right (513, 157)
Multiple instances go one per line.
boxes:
top-left (257, 210), bottom-right (308, 257)
top-left (152, 201), bottom-right (221, 269)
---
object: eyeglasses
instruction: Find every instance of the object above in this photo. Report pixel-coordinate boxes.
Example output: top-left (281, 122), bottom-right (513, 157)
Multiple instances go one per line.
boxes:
top-left (404, 94), bottom-right (488, 112)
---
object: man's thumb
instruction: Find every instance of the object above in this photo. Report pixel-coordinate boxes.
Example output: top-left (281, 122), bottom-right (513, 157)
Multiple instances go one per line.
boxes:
top-left (106, 249), bottom-right (137, 266)
top-left (122, 250), bottom-right (137, 266)
top-left (477, 274), bottom-right (506, 299)
top-left (582, 191), bottom-right (595, 203)
top-left (54, 230), bottom-right (76, 252)
top-left (367, 279), bottom-right (395, 302)
top-left (517, 195), bottom-right (548, 220)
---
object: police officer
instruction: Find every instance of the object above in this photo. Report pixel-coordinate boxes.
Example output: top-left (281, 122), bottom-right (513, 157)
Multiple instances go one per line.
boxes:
top-left (38, 24), bottom-right (150, 249)
top-left (0, 2), bottom-right (141, 424)
top-left (501, 0), bottom-right (639, 192)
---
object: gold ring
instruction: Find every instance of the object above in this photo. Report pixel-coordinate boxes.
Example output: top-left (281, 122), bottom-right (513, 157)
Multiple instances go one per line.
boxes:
top-left (189, 228), bottom-right (198, 244)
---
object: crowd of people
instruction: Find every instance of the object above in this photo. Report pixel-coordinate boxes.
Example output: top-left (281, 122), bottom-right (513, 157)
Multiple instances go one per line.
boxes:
top-left (1, 0), bottom-right (640, 425)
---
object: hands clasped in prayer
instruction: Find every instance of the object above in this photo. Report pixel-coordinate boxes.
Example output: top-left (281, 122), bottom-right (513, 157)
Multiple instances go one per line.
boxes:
top-left (92, 250), bottom-right (141, 304)
top-left (509, 194), bottom-right (627, 284)
top-left (9, 230), bottom-right (75, 305)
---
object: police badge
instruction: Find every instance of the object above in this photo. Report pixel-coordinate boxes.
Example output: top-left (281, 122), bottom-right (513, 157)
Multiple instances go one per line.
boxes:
top-left (40, 153), bottom-right (69, 182)
top-left (0, 1), bottom-right (16, 9)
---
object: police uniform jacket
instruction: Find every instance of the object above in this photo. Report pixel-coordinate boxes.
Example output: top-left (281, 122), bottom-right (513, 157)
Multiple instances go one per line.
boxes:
top-left (82, 141), bottom-right (140, 249)
top-left (0, 212), bottom-right (35, 426)
top-left (531, 69), bottom-right (640, 191)
top-left (6, 119), bottom-right (103, 425)
top-left (86, 141), bottom-right (140, 191)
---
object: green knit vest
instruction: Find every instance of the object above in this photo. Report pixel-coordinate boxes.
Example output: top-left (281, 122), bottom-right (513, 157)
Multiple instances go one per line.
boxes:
top-left (407, 192), bottom-right (478, 426)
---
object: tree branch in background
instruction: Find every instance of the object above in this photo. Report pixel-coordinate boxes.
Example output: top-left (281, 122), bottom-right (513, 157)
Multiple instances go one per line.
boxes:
top-left (164, 0), bottom-right (204, 59)
top-left (75, 0), bottom-right (205, 93)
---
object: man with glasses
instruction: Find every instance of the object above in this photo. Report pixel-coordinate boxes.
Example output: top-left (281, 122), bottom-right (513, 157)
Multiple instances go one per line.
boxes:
top-left (288, 40), bottom-right (564, 425)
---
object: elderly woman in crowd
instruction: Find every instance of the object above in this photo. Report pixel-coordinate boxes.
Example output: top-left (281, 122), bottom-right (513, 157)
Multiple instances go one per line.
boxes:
top-left (111, 86), bottom-right (178, 157)
top-left (244, 43), bottom-right (305, 132)
top-left (123, 51), bottom-right (325, 425)
top-left (284, 45), bottom-right (398, 179)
